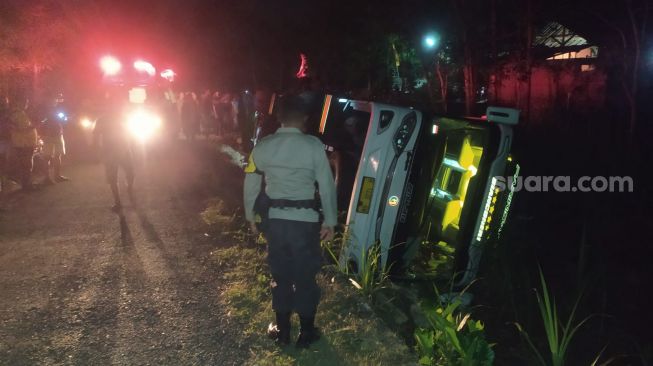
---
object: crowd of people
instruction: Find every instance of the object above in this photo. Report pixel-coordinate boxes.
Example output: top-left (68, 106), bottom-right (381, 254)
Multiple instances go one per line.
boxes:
top-left (0, 85), bottom-right (274, 210)
top-left (174, 89), bottom-right (255, 143)
top-left (0, 93), bottom-right (69, 202)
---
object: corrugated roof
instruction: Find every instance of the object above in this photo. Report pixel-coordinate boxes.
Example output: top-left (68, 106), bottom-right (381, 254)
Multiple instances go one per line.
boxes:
top-left (534, 22), bottom-right (588, 47)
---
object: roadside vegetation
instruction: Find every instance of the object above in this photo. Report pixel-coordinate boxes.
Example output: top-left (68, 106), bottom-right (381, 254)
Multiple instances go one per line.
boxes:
top-left (202, 199), bottom-right (416, 365)
top-left (202, 196), bottom-right (617, 366)
top-left (202, 193), bottom-right (501, 366)
top-left (323, 236), bottom-right (495, 366)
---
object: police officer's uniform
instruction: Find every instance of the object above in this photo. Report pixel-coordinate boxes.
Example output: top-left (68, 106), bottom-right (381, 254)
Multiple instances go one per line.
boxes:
top-left (243, 125), bottom-right (337, 347)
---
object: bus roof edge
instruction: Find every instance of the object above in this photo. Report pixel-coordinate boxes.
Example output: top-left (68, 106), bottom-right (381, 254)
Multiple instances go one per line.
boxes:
top-left (486, 107), bottom-right (520, 125)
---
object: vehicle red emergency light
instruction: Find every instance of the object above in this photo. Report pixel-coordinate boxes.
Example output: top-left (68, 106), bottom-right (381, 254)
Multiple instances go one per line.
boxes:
top-left (100, 54), bottom-right (173, 86)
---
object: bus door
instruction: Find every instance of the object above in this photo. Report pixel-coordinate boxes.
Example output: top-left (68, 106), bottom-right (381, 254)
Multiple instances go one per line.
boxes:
top-left (389, 107), bottom-right (519, 287)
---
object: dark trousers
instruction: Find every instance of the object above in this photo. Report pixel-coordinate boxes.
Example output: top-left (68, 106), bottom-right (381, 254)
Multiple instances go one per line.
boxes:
top-left (266, 219), bottom-right (322, 317)
top-left (13, 147), bottom-right (33, 188)
top-left (104, 151), bottom-right (134, 186)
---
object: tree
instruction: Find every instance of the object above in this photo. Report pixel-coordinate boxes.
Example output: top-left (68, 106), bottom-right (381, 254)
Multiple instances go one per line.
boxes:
top-left (434, 46), bottom-right (457, 114)
top-left (0, 2), bottom-right (21, 96)
top-left (0, 0), bottom-right (75, 100)
top-left (591, 0), bottom-right (649, 142)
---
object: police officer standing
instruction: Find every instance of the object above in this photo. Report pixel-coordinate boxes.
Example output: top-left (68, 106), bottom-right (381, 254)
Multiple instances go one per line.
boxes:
top-left (243, 94), bottom-right (337, 348)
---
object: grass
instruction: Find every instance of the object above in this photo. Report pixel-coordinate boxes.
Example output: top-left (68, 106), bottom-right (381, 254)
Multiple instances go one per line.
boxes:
top-left (321, 231), bottom-right (349, 275)
top-left (201, 198), bottom-right (261, 244)
top-left (350, 243), bottom-right (391, 298)
top-left (321, 231), bottom-right (391, 298)
top-left (210, 246), bottom-right (417, 366)
top-left (200, 198), bottom-right (237, 227)
top-left (513, 268), bottom-right (596, 366)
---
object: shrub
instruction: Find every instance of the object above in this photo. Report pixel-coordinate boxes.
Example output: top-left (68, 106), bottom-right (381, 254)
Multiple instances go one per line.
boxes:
top-left (415, 291), bottom-right (494, 366)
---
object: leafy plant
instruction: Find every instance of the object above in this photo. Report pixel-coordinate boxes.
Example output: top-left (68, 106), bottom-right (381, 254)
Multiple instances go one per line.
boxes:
top-left (514, 268), bottom-right (594, 366)
top-left (414, 288), bottom-right (494, 366)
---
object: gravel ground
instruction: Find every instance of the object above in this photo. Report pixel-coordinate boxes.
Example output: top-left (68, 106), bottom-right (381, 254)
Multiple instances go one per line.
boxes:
top-left (0, 142), bottom-right (249, 365)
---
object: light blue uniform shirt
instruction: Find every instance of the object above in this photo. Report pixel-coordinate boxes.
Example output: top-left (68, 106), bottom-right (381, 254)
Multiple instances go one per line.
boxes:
top-left (244, 127), bottom-right (338, 227)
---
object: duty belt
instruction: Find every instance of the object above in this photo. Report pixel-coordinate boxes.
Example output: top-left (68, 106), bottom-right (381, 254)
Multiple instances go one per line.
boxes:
top-left (269, 198), bottom-right (318, 211)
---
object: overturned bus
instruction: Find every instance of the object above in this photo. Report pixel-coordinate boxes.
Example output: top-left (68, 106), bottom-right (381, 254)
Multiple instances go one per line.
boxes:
top-left (313, 96), bottom-right (520, 287)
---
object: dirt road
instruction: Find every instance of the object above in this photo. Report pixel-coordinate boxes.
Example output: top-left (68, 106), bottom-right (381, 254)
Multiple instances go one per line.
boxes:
top-left (0, 144), bottom-right (247, 365)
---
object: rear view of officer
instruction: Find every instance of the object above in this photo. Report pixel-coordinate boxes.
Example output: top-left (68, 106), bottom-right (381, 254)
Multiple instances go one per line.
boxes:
top-left (243, 94), bottom-right (337, 348)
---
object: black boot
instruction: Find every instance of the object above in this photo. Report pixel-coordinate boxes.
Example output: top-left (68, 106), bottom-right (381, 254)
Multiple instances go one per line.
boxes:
top-left (267, 312), bottom-right (291, 346)
top-left (296, 316), bottom-right (320, 348)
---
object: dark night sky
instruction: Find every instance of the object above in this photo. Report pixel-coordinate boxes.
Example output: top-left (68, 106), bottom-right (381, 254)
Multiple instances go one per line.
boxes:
top-left (49, 0), bottom-right (643, 94)
top-left (62, 0), bottom-right (450, 91)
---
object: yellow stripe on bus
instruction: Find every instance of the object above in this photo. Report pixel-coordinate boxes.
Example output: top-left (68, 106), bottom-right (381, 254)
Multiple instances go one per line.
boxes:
top-left (319, 94), bottom-right (332, 134)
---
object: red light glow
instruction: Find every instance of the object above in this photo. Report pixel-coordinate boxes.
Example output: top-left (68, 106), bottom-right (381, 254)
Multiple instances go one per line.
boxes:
top-left (160, 69), bottom-right (175, 81)
top-left (100, 56), bottom-right (121, 75)
top-left (134, 60), bottom-right (156, 76)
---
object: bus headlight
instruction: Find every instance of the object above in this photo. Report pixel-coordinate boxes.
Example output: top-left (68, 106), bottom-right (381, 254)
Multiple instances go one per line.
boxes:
top-left (127, 109), bottom-right (162, 142)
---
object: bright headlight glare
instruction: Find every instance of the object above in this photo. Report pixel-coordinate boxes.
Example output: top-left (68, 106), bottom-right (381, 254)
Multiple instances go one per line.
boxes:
top-left (127, 109), bottom-right (162, 141)
top-left (80, 118), bottom-right (95, 129)
top-left (100, 56), bottom-right (121, 75)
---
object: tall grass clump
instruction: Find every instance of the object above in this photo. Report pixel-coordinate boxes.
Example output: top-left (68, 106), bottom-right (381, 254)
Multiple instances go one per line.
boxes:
top-left (514, 268), bottom-right (596, 366)
top-left (321, 231), bottom-right (349, 275)
top-left (349, 243), bottom-right (391, 298)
